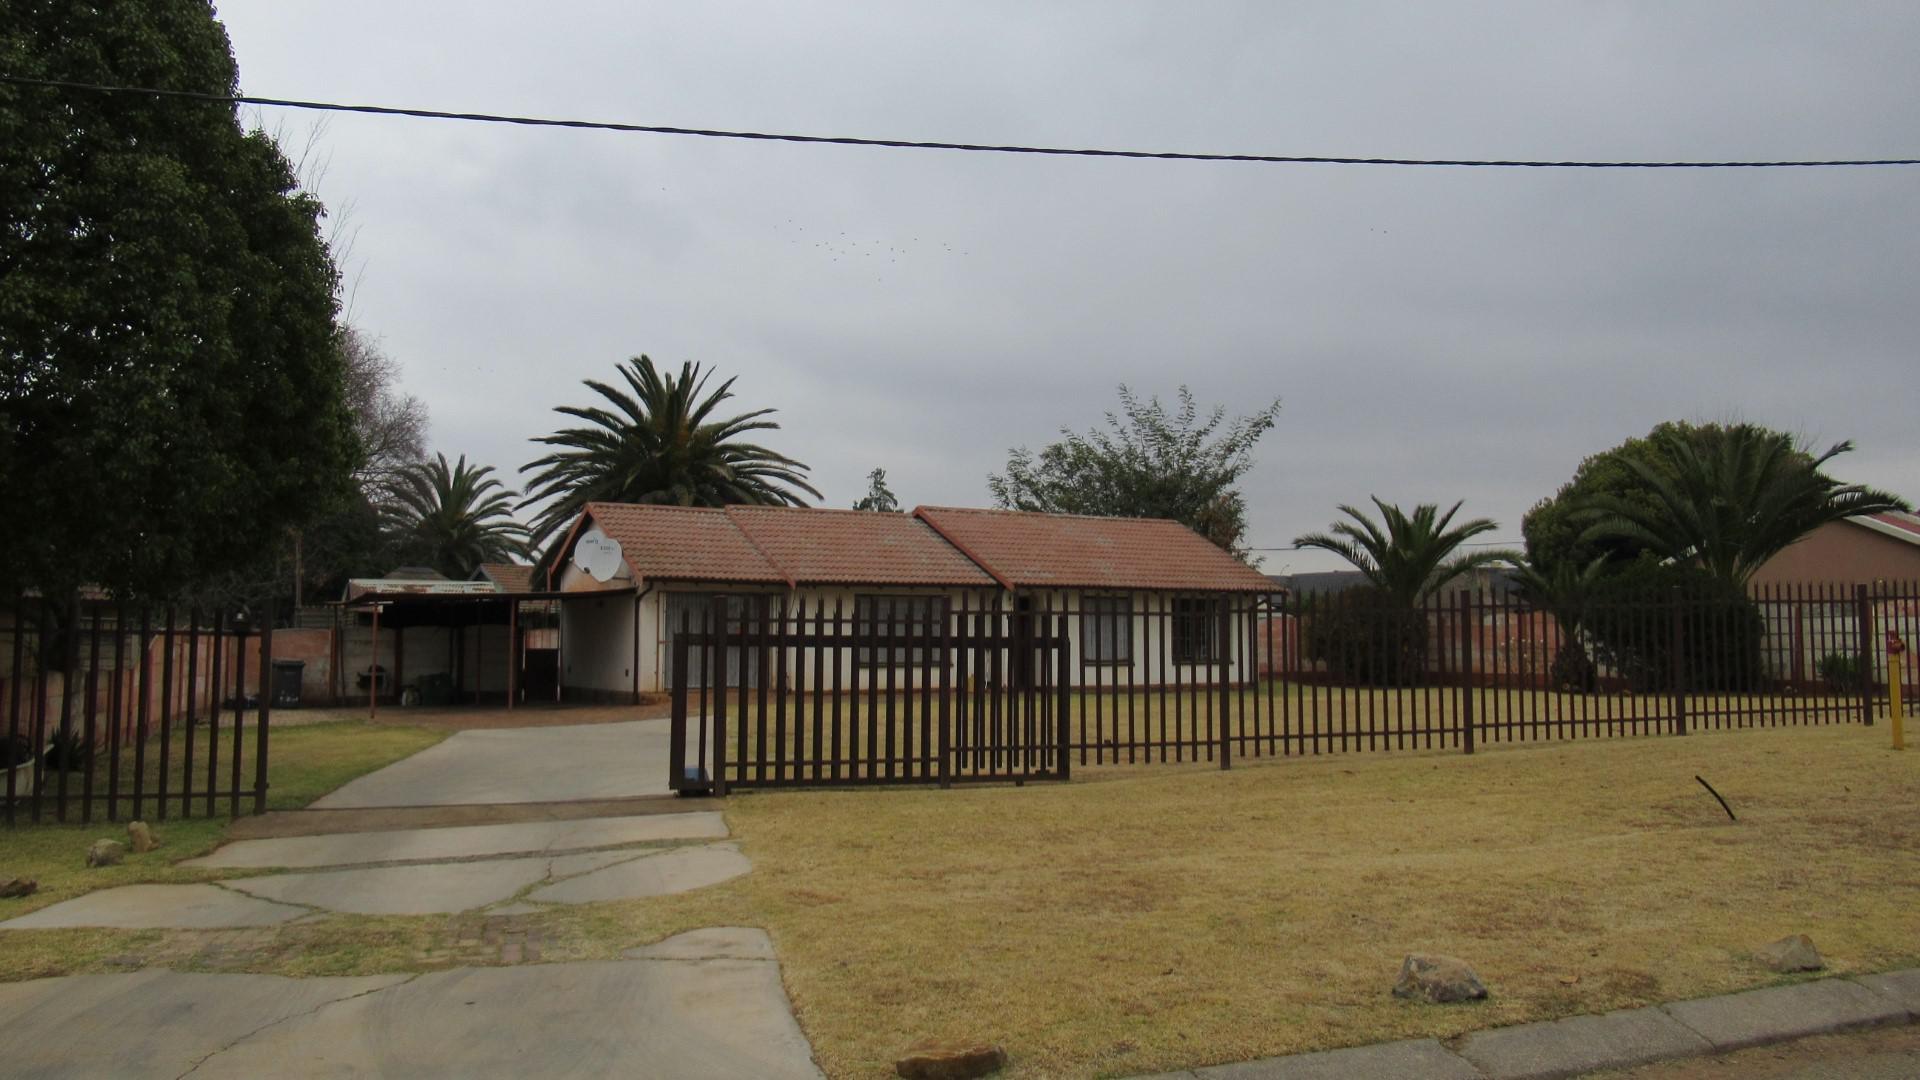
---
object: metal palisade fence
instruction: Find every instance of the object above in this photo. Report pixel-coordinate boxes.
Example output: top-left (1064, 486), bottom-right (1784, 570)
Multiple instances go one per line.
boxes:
top-left (666, 581), bottom-right (1919, 791)
top-left (3, 595), bottom-right (275, 825)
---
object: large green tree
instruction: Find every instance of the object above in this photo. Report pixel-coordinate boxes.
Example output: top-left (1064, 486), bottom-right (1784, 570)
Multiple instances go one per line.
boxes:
top-left (520, 355), bottom-right (819, 558)
top-left (1, 1), bottom-right (356, 600)
top-left (384, 454), bottom-right (530, 580)
top-left (988, 386), bottom-right (1280, 556)
top-left (1293, 498), bottom-right (1514, 608)
top-left (1574, 424), bottom-right (1905, 588)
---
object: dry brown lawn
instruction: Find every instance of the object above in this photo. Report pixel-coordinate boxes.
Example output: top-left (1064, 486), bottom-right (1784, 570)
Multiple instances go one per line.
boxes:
top-left (691, 721), bottom-right (1919, 1078)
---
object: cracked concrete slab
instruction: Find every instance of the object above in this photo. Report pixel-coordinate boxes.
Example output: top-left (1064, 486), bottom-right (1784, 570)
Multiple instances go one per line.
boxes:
top-left (1193, 1037), bottom-right (1481, 1079)
top-left (0, 957), bottom-right (821, 1079)
top-left (0, 884), bottom-right (311, 930)
top-left (312, 720), bottom-right (675, 808)
top-left (1661, 978), bottom-right (1910, 1051)
top-left (0, 970), bottom-right (410, 1078)
top-left (1456, 1005), bottom-right (1713, 1079)
top-left (625, 926), bottom-right (777, 961)
top-left (223, 856), bottom-right (554, 916)
top-left (529, 842), bottom-right (751, 905)
top-left (182, 812), bottom-right (727, 870)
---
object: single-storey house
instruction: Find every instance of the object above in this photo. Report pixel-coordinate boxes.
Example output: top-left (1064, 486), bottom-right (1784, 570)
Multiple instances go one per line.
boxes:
top-left (548, 502), bottom-right (1274, 701)
top-left (1751, 511), bottom-right (1920, 587)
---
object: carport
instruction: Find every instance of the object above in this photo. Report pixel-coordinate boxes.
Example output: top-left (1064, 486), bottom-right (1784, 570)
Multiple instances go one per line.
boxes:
top-left (334, 585), bottom-right (622, 716)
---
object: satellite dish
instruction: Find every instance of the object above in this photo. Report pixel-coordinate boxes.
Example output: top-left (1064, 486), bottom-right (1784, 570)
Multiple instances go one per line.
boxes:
top-left (573, 527), bottom-right (625, 582)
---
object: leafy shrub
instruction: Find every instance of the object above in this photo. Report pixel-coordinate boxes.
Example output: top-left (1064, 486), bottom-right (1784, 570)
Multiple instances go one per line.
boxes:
top-left (1298, 586), bottom-right (1432, 686)
top-left (1583, 560), bottom-right (1765, 692)
top-left (1817, 652), bottom-right (1863, 692)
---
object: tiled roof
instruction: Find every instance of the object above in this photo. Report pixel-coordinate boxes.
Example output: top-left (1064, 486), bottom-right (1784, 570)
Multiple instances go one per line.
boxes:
top-left (1856, 510), bottom-right (1920, 546)
top-left (914, 506), bottom-right (1274, 592)
top-left (579, 503), bottom-right (784, 585)
top-left (473, 563), bottom-right (537, 593)
top-left (562, 502), bottom-right (1274, 592)
top-left (724, 506), bottom-right (997, 587)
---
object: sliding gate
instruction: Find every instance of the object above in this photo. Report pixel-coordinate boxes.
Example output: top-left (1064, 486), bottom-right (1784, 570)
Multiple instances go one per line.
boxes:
top-left (668, 597), bottom-right (1069, 792)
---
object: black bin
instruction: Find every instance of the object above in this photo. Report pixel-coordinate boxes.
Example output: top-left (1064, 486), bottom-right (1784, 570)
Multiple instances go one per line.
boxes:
top-left (271, 659), bottom-right (306, 708)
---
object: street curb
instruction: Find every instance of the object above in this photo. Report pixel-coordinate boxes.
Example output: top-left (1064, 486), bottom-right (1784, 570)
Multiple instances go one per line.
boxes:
top-left (1121, 967), bottom-right (1920, 1080)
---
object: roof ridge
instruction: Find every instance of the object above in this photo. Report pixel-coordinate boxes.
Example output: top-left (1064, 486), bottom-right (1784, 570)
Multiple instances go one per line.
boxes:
top-left (915, 505), bottom-right (1186, 527)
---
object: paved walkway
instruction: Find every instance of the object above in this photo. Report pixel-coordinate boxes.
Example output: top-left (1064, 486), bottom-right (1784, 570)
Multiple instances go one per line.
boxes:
top-left (0, 929), bottom-right (821, 1079)
top-left (313, 719), bottom-right (675, 807)
top-left (0, 728), bottom-right (824, 1078)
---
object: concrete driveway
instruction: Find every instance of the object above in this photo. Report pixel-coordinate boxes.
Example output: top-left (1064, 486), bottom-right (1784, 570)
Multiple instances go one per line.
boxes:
top-left (0, 931), bottom-right (821, 1079)
top-left (314, 718), bottom-right (675, 807)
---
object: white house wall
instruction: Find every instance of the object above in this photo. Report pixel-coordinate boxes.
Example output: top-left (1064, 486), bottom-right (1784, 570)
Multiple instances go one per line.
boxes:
top-left (636, 585), bottom-right (1258, 695)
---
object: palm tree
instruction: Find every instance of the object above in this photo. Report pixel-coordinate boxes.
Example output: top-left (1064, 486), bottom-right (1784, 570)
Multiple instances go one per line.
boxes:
top-left (1575, 426), bottom-right (1907, 588)
top-left (1509, 554), bottom-right (1609, 691)
top-left (1293, 498), bottom-right (1517, 608)
top-left (520, 356), bottom-right (820, 558)
top-left (384, 454), bottom-right (531, 579)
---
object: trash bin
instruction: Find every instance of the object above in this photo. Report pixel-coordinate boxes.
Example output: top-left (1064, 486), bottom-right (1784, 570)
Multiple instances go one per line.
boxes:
top-left (418, 672), bottom-right (455, 707)
top-left (271, 659), bottom-right (306, 708)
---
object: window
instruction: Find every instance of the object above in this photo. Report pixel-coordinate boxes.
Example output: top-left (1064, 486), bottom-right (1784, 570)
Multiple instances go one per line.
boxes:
top-left (1172, 596), bottom-right (1219, 664)
top-left (854, 594), bottom-right (942, 666)
top-left (1081, 595), bottom-right (1133, 664)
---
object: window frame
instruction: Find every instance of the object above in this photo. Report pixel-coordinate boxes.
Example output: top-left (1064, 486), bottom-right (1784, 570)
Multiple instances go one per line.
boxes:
top-left (1171, 595), bottom-right (1220, 665)
top-left (1080, 594), bottom-right (1134, 666)
top-left (852, 593), bottom-right (944, 668)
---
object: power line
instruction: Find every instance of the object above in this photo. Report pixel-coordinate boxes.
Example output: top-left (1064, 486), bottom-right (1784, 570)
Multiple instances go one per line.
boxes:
top-left (5, 74), bottom-right (1919, 169)
top-left (1247, 539), bottom-right (1523, 551)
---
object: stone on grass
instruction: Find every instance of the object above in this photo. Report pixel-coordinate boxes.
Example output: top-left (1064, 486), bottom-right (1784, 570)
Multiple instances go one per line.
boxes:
top-left (1756, 934), bottom-right (1824, 973)
top-left (894, 1038), bottom-right (1008, 1079)
top-left (127, 821), bottom-right (157, 854)
top-left (85, 839), bottom-right (125, 868)
top-left (0, 878), bottom-right (36, 898)
top-left (1393, 953), bottom-right (1488, 1004)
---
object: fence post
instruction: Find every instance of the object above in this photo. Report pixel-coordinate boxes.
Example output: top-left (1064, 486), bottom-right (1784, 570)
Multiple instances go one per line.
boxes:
top-left (1457, 591), bottom-right (1475, 755)
top-left (1670, 585), bottom-right (1687, 736)
top-left (254, 603), bottom-right (272, 815)
top-left (1055, 613), bottom-right (1071, 782)
top-left (1217, 599), bottom-right (1232, 770)
top-left (939, 599), bottom-right (953, 789)
top-left (1856, 583), bottom-right (1875, 726)
top-left (668, 609), bottom-right (688, 792)
top-left (711, 596), bottom-right (730, 796)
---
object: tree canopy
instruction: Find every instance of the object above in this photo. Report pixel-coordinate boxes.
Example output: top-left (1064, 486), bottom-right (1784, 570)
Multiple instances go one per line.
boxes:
top-left (520, 355), bottom-right (819, 560)
top-left (1, 1), bottom-right (356, 599)
top-left (1524, 422), bottom-right (1907, 587)
top-left (852, 467), bottom-right (901, 512)
top-left (384, 454), bottom-right (530, 580)
top-left (1293, 498), bottom-right (1514, 607)
top-left (988, 386), bottom-right (1280, 556)
top-left (1574, 425), bottom-right (1905, 587)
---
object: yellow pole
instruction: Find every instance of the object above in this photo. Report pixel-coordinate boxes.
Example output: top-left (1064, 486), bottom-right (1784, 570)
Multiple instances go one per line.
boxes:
top-left (1889, 632), bottom-right (1906, 751)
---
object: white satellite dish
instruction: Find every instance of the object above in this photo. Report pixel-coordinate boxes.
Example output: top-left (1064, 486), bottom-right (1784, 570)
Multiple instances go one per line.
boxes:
top-left (573, 527), bottom-right (625, 582)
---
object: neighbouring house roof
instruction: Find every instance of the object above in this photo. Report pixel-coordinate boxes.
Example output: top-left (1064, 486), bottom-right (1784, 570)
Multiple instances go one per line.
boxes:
top-left (554, 502), bottom-right (1272, 593)
top-left (1855, 511), bottom-right (1920, 547)
top-left (913, 506), bottom-right (1275, 593)
top-left (723, 506), bottom-right (997, 587)
top-left (472, 562), bottom-right (537, 593)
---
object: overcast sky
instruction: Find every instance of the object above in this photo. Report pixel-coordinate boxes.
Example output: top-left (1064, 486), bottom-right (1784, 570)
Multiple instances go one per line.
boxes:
top-left (216, 2), bottom-right (1920, 572)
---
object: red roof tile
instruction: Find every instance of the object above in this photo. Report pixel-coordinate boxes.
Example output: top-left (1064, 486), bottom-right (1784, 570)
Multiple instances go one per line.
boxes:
top-left (724, 506), bottom-right (997, 587)
top-left (578, 503), bottom-right (784, 585)
top-left (473, 563), bottom-right (537, 593)
top-left (1859, 511), bottom-right (1920, 545)
top-left (913, 506), bottom-right (1273, 592)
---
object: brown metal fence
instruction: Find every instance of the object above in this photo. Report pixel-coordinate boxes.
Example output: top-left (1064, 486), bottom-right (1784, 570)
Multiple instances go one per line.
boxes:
top-left (668, 580), bottom-right (1916, 791)
top-left (3, 595), bottom-right (275, 825)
